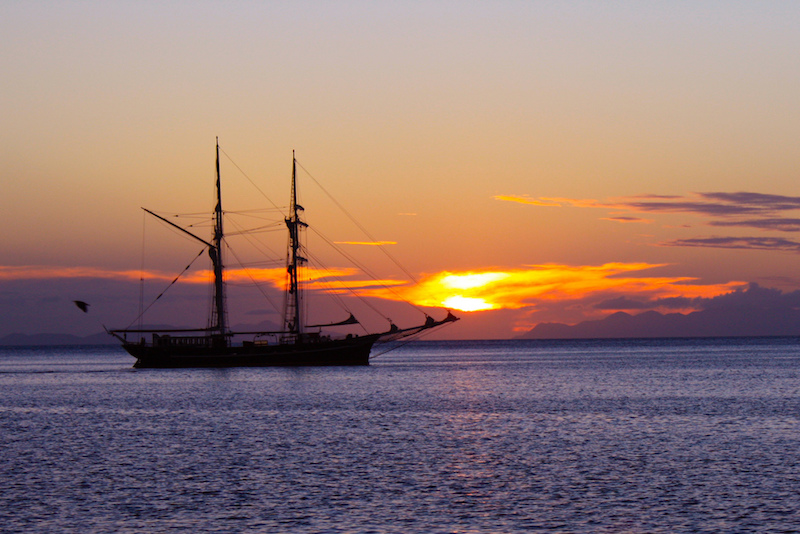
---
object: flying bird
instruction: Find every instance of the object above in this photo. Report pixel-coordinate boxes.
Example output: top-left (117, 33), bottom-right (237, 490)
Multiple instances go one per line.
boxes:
top-left (73, 300), bottom-right (90, 313)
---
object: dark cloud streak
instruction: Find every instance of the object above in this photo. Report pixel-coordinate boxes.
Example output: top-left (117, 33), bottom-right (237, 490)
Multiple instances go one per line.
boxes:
top-left (500, 189), bottom-right (800, 255)
top-left (699, 192), bottom-right (800, 210)
top-left (600, 216), bottom-right (652, 224)
top-left (617, 191), bottom-right (800, 218)
top-left (709, 218), bottom-right (800, 232)
top-left (621, 200), bottom-right (769, 217)
top-left (660, 236), bottom-right (800, 253)
top-left (615, 192), bottom-right (800, 254)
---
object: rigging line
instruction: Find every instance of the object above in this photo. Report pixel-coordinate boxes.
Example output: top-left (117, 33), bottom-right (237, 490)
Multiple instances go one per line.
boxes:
top-left (218, 147), bottom-right (284, 213)
top-left (369, 324), bottom-right (444, 359)
top-left (225, 262), bottom-right (285, 273)
top-left (226, 222), bottom-right (284, 231)
top-left (302, 247), bottom-right (389, 328)
top-left (178, 218), bottom-right (213, 222)
top-left (125, 247), bottom-right (207, 330)
top-left (225, 224), bottom-right (285, 237)
top-left (311, 233), bottom-right (422, 320)
top-left (167, 211), bottom-right (215, 217)
top-left (223, 212), bottom-right (287, 224)
top-left (308, 224), bottom-right (429, 317)
top-left (148, 214), bottom-right (213, 245)
top-left (225, 207), bottom-right (286, 215)
top-left (303, 256), bottom-right (359, 313)
top-left (299, 251), bottom-right (377, 334)
top-left (151, 212), bottom-right (214, 229)
top-left (224, 242), bottom-right (283, 315)
top-left (225, 216), bottom-right (284, 266)
top-left (295, 160), bottom-right (420, 285)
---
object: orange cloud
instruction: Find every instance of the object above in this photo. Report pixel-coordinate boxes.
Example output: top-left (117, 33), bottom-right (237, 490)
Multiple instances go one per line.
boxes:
top-left (1, 264), bottom-right (412, 300)
top-left (600, 216), bottom-right (654, 224)
top-left (493, 195), bottom-right (563, 207)
top-left (494, 195), bottom-right (604, 208)
top-left (358, 263), bottom-right (744, 312)
top-left (333, 241), bottom-right (398, 246)
top-left (0, 265), bottom-right (360, 287)
top-left (184, 266), bottom-right (363, 288)
top-left (0, 265), bottom-right (147, 281)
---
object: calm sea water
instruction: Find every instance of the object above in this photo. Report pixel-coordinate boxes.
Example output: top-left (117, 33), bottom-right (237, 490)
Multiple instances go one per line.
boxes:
top-left (1, 338), bottom-right (799, 533)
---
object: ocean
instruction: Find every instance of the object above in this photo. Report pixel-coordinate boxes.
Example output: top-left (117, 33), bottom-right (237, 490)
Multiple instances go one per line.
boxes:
top-left (1, 338), bottom-right (799, 533)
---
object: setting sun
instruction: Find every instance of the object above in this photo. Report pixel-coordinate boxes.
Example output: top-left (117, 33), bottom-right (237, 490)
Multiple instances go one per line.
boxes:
top-left (441, 296), bottom-right (496, 312)
top-left (439, 272), bottom-right (509, 291)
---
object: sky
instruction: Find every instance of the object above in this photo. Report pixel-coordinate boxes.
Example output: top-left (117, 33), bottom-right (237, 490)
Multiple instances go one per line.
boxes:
top-left (3, 1), bottom-right (800, 340)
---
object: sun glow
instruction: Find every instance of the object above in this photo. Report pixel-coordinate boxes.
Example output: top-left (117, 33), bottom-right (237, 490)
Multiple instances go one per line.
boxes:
top-left (360, 263), bottom-right (745, 313)
top-left (441, 296), bottom-right (496, 312)
top-left (440, 272), bottom-right (509, 290)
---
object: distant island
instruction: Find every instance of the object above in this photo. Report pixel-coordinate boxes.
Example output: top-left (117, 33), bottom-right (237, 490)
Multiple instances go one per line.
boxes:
top-left (520, 309), bottom-right (800, 339)
top-left (521, 283), bottom-right (800, 339)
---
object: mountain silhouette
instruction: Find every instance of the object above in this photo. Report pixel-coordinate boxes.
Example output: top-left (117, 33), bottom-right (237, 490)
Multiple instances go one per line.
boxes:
top-left (521, 283), bottom-right (800, 339)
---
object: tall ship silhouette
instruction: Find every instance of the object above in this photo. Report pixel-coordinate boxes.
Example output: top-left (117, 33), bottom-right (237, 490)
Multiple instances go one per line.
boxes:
top-left (109, 140), bottom-right (457, 367)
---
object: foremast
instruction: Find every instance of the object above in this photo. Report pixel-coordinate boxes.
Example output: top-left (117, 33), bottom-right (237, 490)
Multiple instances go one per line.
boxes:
top-left (114, 138), bottom-right (229, 345)
top-left (283, 152), bottom-right (307, 341)
top-left (210, 137), bottom-right (228, 340)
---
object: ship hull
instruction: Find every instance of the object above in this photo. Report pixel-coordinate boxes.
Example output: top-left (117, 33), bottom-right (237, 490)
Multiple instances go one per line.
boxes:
top-left (124, 335), bottom-right (379, 368)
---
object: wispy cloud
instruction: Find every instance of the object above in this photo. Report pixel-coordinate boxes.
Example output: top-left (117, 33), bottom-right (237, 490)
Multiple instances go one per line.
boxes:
top-left (495, 195), bottom-right (604, 208)
top-left (709, 218), bottom-right (800, 232)
top-left (333, 241), bottom-right (398, 246)
top-left (615, 192), bottom-right (800, 217)
top-left (497, 190), bottom-right (800, 219)
top-left (0, 265), bottom-right (361, 286)
top-left (496, 189), bottom-right (800, 253)
top-left (616, 198), bottom-right (767, 217)
top-left (700, 192), bottom-right (800, 211)
top-left (0, 266), bottom-right (145, 281)
top-left (600, 216), bottom-right (653, 224)
top-left (493, 195), bottom-right (563, 207)
top-left (660, 236), bottom-right (800, 253)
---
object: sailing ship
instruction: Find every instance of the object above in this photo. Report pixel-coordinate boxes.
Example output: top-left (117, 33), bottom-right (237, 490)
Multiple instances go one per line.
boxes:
top-left (109, 140), bottom-right (457, 367)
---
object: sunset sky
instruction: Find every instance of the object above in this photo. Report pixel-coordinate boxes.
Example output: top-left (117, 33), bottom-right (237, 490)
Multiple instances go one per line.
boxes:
top-left (3, 1), bottom-right (800, 339)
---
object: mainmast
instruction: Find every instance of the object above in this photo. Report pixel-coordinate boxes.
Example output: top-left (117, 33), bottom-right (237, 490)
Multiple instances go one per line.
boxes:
top-left (284, 151), bottom-right (307, 338)
top-left (210, 137), bottom-right (227, 338)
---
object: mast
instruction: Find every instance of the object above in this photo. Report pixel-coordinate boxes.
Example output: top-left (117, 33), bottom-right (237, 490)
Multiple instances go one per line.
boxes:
top-left (284, 151), bottom-right (307, 338)
top-left (210, 137), bottom-right (227, 338)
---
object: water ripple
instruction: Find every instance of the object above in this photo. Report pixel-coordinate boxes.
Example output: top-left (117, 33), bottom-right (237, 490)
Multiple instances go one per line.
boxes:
top-left (1, 339), bottom-right (800, 532)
